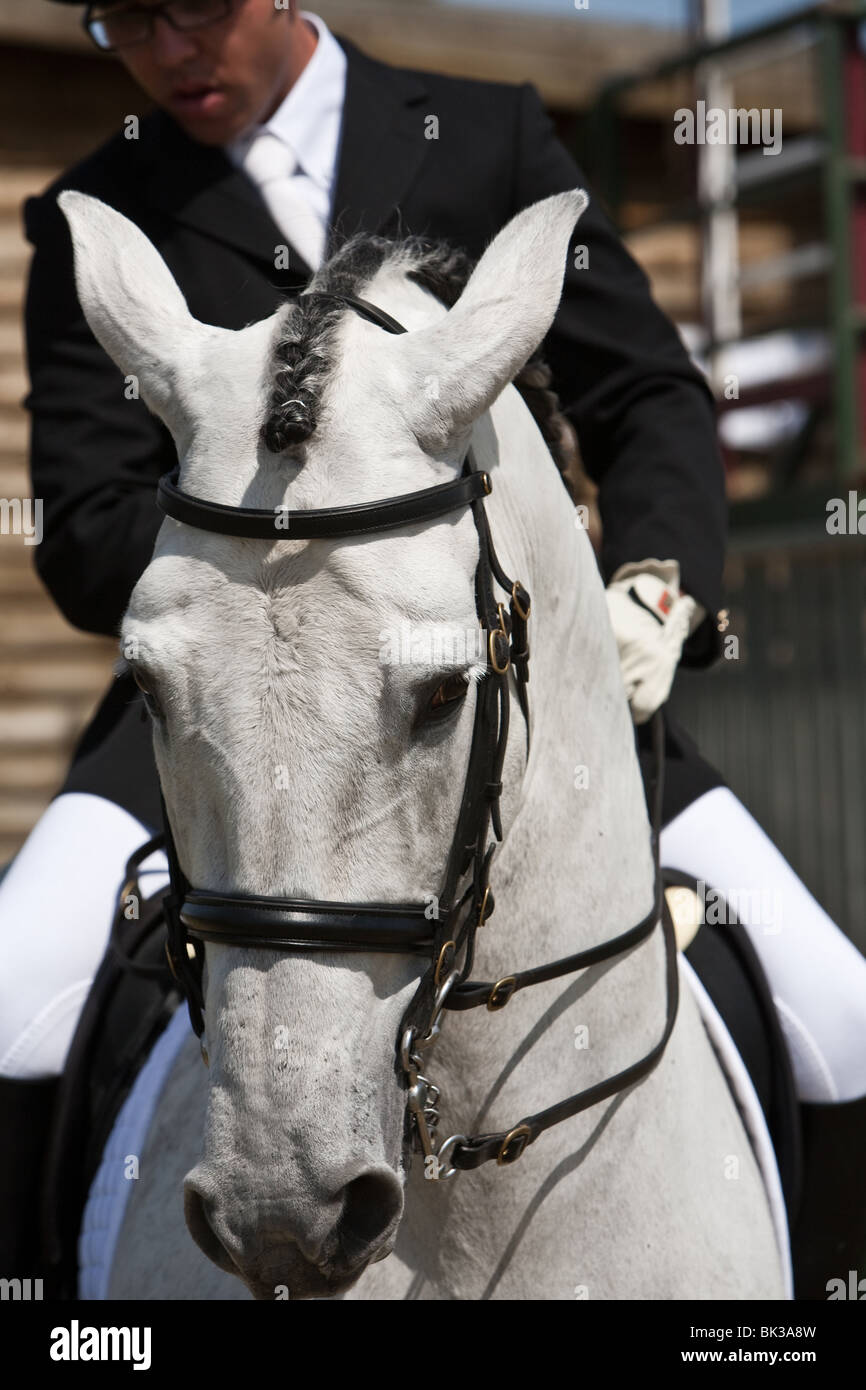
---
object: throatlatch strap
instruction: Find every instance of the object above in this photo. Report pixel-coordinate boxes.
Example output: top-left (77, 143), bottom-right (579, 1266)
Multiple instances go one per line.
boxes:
top-left (449, 709), bottom-right (677, 1170)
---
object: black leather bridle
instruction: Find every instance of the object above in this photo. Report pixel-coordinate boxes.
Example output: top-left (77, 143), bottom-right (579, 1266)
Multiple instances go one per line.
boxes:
top-left (154, 290), bottom-right (679, 1175)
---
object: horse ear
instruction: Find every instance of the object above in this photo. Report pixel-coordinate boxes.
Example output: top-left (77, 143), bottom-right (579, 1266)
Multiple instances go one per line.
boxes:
top-left (396, 189), bottom-right (588, 449)
top-left (57, 190), bottom-right (207, 434)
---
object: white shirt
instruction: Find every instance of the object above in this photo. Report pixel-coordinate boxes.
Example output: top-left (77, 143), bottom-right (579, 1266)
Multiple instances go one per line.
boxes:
top-left (224, 11), bottom-right (347, 268)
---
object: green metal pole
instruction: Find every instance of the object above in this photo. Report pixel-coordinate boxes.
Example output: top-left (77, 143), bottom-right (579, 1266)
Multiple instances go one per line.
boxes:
top-left (819, 14), bottom-right (860, 482)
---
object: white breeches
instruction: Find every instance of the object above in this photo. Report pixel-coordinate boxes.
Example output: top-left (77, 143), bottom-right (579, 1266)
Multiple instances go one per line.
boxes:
top-left (1, 786), bottom-right (865, 1101)
top-left (0, 793), bottom-right (168, 1080)
top-left (661, 786), bottom-right (866, 1102)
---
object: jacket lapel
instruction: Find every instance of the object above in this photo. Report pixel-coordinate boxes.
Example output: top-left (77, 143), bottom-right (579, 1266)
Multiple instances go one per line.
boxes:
top-left (144, 117), bottom-right (312, 279)
top-left (326, 35), bottom-right (430, 255)
top-left (143, 32), bottom-right (430, 274)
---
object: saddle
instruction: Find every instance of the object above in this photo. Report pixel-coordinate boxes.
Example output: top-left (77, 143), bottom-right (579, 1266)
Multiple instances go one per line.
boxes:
top-left (39, 852), bottom-right (803, 1299)
top-left (669, 870), bottom-right (803, 1216)
top-left (39, 837), bottom-right (180, 1300)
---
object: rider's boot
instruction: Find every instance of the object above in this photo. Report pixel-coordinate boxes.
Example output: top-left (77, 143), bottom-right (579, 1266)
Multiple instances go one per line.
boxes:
top-left (790, 1092), bottom-right (866, 1300)
top-left (0, 1074), bottom-right (60, 1295)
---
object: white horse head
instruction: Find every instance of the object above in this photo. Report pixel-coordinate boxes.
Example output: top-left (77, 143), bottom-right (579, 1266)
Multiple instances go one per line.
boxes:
top-left (61, 185), bottom-right (787, 1305)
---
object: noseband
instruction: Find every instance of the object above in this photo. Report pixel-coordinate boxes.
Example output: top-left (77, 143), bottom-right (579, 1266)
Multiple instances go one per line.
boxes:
top-left (153, 290), bottom-right (679, 1175)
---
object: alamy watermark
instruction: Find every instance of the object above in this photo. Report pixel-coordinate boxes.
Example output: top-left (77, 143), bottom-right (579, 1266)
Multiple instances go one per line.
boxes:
top-left (826, 1270), bottom-right (866, 1299)
top-left (378, 621), bottom-right (486, 667)
top-left (0, 1276), bottom-right (42, 1300)
top-left (49, 1321), bottom-right (151, 1371)
top-left (697, 879), bottom-right (782, 935)
top-left (0, 496), bottom-right (42, 546)
top-left (826, 491), bottom-right (866, 535)
top-left (674, 101), bottom-right (783, 157)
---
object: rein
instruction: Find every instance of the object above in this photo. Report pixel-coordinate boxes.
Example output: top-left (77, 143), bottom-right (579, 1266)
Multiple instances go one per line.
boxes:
top-left (140, 289), bottom-right (677, 1175)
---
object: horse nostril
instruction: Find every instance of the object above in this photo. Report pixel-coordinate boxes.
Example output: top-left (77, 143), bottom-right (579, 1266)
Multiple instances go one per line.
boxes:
top-left (337, 1171), bottom-right (403, 1265)
top-left (184, 1181), bottom-right (239, 1277)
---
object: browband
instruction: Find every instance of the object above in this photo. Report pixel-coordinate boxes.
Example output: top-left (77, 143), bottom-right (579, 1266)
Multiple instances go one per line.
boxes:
top-left (157, 467), bottom-right (492, 541)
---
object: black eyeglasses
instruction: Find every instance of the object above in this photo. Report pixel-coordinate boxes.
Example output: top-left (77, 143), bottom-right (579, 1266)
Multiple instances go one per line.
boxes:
top-left (84, 0), bottom-right (234, 52)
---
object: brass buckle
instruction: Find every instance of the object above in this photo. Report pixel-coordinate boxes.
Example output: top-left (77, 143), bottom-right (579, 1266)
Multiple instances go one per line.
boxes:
top-left (434, 940), bottom-right (456, 989)
top-left (511, 581), bottom-right (530, 621)
top-left (487, 975), bottom-right (517, 1011)
top-left (119, 877), bottom-right (137, 907)
top-left (165, 940), bottom-right (180, 983)
top-left (496, 1123), bottom-right (531, 1166)
top-left (488, 603), bottom-right (510, 675)
top-left (165, 940), bottom-right (197, 982)
top-left (477, 884), bottom-right (494, 926)
top-left (481, 472), bottom-right (492, 495)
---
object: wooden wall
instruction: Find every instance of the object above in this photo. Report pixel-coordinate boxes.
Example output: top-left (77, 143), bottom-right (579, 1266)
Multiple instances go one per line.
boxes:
top-left (0, 45), bottom-right (164, 863)
top-left (0, 160), bottom-right (119, 863)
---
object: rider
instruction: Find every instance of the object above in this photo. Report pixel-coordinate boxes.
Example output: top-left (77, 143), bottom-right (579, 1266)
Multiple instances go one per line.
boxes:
top-left (3, 0), bottom-right (865, 1291)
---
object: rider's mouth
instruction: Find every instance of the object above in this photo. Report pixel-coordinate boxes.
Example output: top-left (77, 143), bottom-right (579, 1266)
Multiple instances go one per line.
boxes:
top-left (168, 83), bottom-right (227, 118)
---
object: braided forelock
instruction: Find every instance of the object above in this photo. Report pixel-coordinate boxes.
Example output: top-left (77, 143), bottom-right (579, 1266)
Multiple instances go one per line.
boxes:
top-left (260, 231), bottom-right (583, 500)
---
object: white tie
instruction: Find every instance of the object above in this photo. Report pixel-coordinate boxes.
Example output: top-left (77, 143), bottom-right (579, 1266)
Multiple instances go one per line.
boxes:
top-left (241, 129), bottom-right (326, 271)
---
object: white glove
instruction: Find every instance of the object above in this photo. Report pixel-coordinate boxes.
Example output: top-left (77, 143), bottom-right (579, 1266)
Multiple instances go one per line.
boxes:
top-left (604, 559), bottom-right (705, 724)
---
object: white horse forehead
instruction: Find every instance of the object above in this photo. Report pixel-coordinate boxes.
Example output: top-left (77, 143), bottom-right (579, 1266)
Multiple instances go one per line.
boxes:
top-left (128, 278), bottom-right (481, 647)
top-left (166, 307), bottom-right (407, 494)
top-left (127, 511), bottom-right (481, 657)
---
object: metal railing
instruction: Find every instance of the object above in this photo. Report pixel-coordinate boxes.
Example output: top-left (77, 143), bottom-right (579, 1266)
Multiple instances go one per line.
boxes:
top-left (585, 1), bottom-right (866, 508)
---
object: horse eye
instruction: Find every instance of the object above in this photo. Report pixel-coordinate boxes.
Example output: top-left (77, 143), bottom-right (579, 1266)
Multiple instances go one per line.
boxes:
top-left (132, 668), bottom-right (163, 720)
top-left (420, 672), bottom-right (470, 724)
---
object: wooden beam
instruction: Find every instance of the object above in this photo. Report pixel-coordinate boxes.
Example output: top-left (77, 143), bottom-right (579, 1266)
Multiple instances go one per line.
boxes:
top-left (315, 1), bottom-right (680, 110)
top-left (0, 0), bottom-right (85, 51)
